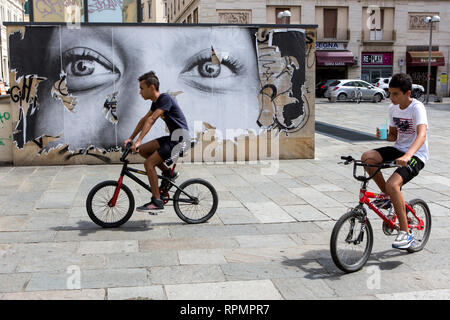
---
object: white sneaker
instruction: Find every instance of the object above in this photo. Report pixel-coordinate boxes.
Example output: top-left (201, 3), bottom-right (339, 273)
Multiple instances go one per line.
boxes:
top-left (392, 231), bottom-right (415, 250)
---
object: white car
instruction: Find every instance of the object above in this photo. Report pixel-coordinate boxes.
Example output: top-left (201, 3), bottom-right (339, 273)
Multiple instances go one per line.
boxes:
top-left (325, 79), bottom-right (386, 103)
top-left (373, 77), bottom-right (424, 97)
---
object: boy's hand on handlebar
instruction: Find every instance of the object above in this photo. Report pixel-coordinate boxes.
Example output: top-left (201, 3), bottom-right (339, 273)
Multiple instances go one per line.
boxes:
top-left (396, 154), bottom-right (411, 167)
top-left (124, 139), bottom-right (133, 148)
top-left (375, 128), bottom-right (380, 139)
top-left (131, 141), bottom-right (141, 153)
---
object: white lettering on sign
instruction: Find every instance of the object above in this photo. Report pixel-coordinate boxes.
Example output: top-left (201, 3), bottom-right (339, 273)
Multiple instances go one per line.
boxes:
top-left (316, 42), bottom-right (347, 50)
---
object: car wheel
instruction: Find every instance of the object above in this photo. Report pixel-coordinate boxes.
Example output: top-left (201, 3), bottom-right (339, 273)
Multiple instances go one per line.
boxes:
top-left (337, 93), bottom-right (347, 101)
top-left (374, 93), bottom-right (383, 103)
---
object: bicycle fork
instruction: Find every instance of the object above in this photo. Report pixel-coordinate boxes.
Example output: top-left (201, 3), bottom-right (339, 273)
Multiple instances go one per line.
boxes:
top-left (346, 206), bottom-right (368, 245)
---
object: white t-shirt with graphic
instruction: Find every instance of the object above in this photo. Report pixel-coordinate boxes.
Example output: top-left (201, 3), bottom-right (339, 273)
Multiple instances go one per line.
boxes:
top-left (389, 98), bottom-right (429, 163)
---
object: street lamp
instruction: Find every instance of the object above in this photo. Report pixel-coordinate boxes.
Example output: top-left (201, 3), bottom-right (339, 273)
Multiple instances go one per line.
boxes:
top-left (424, 15), bottom-right (440, 104)
top-left (277, 10), bottom-right (291, 24)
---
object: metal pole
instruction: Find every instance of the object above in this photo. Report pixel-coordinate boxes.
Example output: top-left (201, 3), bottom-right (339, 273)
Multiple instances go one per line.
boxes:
top-left (426, 21), bottom-right (433, 104)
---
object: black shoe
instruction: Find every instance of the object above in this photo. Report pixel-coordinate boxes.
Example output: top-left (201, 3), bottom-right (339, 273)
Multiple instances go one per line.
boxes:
top-left (136, 197), bottom-right (164, 212)
top-left (162, 169), bottom-right (179, 180)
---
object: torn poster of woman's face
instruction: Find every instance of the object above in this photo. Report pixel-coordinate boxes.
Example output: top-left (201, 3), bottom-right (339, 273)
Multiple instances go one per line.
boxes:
top-left (8, 25), bottom-right (307, 158)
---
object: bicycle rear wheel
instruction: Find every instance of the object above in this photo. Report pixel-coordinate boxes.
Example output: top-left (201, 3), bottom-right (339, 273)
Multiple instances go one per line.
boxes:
top-left (330, 209), bottom-right (374, 273)
top-left (173, 178), bottom-right (218, 224)
top-left (406, 199), bottom-right (431, 253)
top-left (86, 180), bottom-right (135, 228)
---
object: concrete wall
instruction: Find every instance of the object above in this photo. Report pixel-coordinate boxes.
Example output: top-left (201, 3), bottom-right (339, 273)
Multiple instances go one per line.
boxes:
top-left (0, 95), bottom-right (12, 164)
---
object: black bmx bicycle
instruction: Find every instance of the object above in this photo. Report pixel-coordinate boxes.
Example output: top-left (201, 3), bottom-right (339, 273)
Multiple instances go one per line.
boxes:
top-left (86, 142), bottom-right (219, 227)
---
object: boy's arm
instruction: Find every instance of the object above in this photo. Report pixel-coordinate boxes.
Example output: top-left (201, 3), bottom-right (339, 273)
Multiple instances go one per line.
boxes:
top-left (396, 124), bottom-right (427, 166)
top-left (133, 108), bottom-right (165, 149)
top-left (129, 110), bottom-right (153, 140)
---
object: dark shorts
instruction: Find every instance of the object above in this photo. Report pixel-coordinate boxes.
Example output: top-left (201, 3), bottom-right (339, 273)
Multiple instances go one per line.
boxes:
top-left (374, 146), bottom-right (425, 185)
top-left (156, 136), bottom-right (188, 163)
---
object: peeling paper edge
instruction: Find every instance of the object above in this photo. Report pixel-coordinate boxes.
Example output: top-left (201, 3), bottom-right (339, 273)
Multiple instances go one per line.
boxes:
top-left (8, 26), bottom-right (26, 41)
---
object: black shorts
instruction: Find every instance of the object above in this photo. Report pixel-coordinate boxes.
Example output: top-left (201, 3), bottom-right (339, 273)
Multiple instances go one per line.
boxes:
top-left (156, 136), bottom-right (188, 163)
top-left (374, 146), bottom-right (425, 185)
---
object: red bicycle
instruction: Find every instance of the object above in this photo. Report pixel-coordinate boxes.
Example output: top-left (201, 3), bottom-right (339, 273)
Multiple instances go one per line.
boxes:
top-left (330, 155), bottom-right (431, 273)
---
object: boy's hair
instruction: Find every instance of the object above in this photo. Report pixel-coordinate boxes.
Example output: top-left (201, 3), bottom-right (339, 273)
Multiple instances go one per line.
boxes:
top-left (138, 71), bottom-right (159, 91)
top-left (389, 73), bottom-right (412, 94)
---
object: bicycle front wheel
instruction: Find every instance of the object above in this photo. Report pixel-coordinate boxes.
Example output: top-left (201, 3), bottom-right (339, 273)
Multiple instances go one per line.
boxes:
top-left (173, 178), bottom-right (218, 224)
top-left (407, 199), bottom-right (432, 253)
top-left (330, 209), bottom-right (374, 273)
top-left (86, 180), bottom-right (135, 228)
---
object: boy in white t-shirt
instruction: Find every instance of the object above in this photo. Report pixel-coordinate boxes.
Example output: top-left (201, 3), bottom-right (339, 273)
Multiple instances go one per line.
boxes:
top-left (361, 73), bottom-right (429, 250)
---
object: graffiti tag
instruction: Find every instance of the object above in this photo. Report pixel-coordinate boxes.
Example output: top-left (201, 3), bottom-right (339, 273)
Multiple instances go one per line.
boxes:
top-left (35, 0), bottom-right (79, 19)
top-left (0, 112), bottom-right (10, 124)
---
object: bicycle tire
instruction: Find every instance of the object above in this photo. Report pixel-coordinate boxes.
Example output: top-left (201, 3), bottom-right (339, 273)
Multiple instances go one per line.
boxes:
top-left (330, 209), bottom-right (374, 273)
top-left (173, 178), bottom-right (218, 224)
top-left (406, 199), bottom-right (432, 253)
top-left (86, 180), bottom-right (135, 228)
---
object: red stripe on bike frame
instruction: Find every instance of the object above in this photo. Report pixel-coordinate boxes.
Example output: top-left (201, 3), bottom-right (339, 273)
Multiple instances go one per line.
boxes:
top-left (171, 164), bottom-right (176, 176)
top-left (406, 203), bottom-right (425, 230)
top-left (109, 176), bottom-right (124, 207)
top-left (365, 192), bottom-right (377, 198)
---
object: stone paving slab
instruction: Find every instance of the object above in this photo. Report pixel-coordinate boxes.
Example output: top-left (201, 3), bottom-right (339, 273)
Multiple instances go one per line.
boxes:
top-left (164, 280), bottom-right (283, 300)
top-left (0, 100), bottom-right (449, 299)
top-left (26, 268), bottom-right (150, 291)
top-left (107, 286), bottom-right (165, 300)
top-left (1, 289), bottom-right (105, 300)
top-left (149, 264), bottom-right (225, 285)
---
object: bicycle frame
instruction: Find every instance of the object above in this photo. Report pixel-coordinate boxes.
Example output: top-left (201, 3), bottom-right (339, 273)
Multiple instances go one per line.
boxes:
top-left (108, 159), bottom-right (197, 207)
top-left (340, 156), bottom-right (425, 233)
top-left (359, 188), bottom-right (425, 231)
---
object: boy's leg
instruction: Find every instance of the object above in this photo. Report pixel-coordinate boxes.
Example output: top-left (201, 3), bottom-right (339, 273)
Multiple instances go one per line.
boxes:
top-left (362, 147), bottom-right (405, 194)
top-left (144, 151), bottom-right (165, 200)
top-left (361, 150), bottom-right (386, 193)
top-left (385, 173), bottom-right (408, 232)
top-left (138, 139), bottom-right (170, 173)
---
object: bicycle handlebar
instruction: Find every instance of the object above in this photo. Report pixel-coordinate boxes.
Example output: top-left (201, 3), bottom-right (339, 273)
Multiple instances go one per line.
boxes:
top-left (120, 142), bottom-right (133, 162)
top-left (339, 155), bottom-right (402, 182)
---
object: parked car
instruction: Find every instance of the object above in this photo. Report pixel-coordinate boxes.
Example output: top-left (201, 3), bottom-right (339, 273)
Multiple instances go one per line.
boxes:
top-left (315, 79), bottom-right (336, 98)
top-left (325, 79), bottom-right (386, 103)
top-left (373, 77), bottom-right (425, 98)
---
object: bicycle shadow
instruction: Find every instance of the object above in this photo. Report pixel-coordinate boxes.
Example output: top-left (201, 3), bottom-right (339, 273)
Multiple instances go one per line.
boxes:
top-left (50, 220), bottom-right (156, 237)
top-left (281, 248), bottom-right (406, 280)
top-left (50, 215), bottom-right (198, 237)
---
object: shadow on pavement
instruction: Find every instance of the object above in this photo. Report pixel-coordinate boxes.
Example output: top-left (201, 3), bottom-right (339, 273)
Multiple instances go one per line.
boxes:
top-left (281, 249), bottom-right (406, 279)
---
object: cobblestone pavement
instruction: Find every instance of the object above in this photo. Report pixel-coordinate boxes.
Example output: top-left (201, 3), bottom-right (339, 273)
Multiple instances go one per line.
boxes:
top-left (0, 99), bottom-right (449, 300)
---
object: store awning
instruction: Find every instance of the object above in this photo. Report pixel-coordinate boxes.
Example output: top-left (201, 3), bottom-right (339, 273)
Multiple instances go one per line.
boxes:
top-left (316, 51), bottom-right (354, 66)
top-left (406, 51), bottom-right (445, 67)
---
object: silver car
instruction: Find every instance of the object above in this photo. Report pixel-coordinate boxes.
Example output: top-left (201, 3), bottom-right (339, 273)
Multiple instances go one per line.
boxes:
top-left (325, 79), bottom-right (386, 103)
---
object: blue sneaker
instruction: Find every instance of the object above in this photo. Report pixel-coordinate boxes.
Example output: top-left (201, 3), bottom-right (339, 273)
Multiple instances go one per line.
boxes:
top-left (392, 231), bottom-right (415, 250)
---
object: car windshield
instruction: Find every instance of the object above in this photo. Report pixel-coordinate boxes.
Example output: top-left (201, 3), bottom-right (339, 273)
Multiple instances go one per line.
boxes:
top-left (372, 78), bottom-right (380, 84)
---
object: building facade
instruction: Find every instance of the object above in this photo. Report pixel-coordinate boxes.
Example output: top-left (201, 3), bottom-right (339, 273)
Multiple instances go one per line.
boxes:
top-left (0, 0), bottom-right (26, 86)
top-left (166, 0), bottom-right (450, 96)
top-left (141, 0), bottom-right (168, 22)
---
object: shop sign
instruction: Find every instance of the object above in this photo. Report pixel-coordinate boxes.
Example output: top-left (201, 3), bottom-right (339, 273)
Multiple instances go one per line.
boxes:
top-left (316, 42), bottom-right (347, 50)
top-left (362, 52), bottom-right (393, 66)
